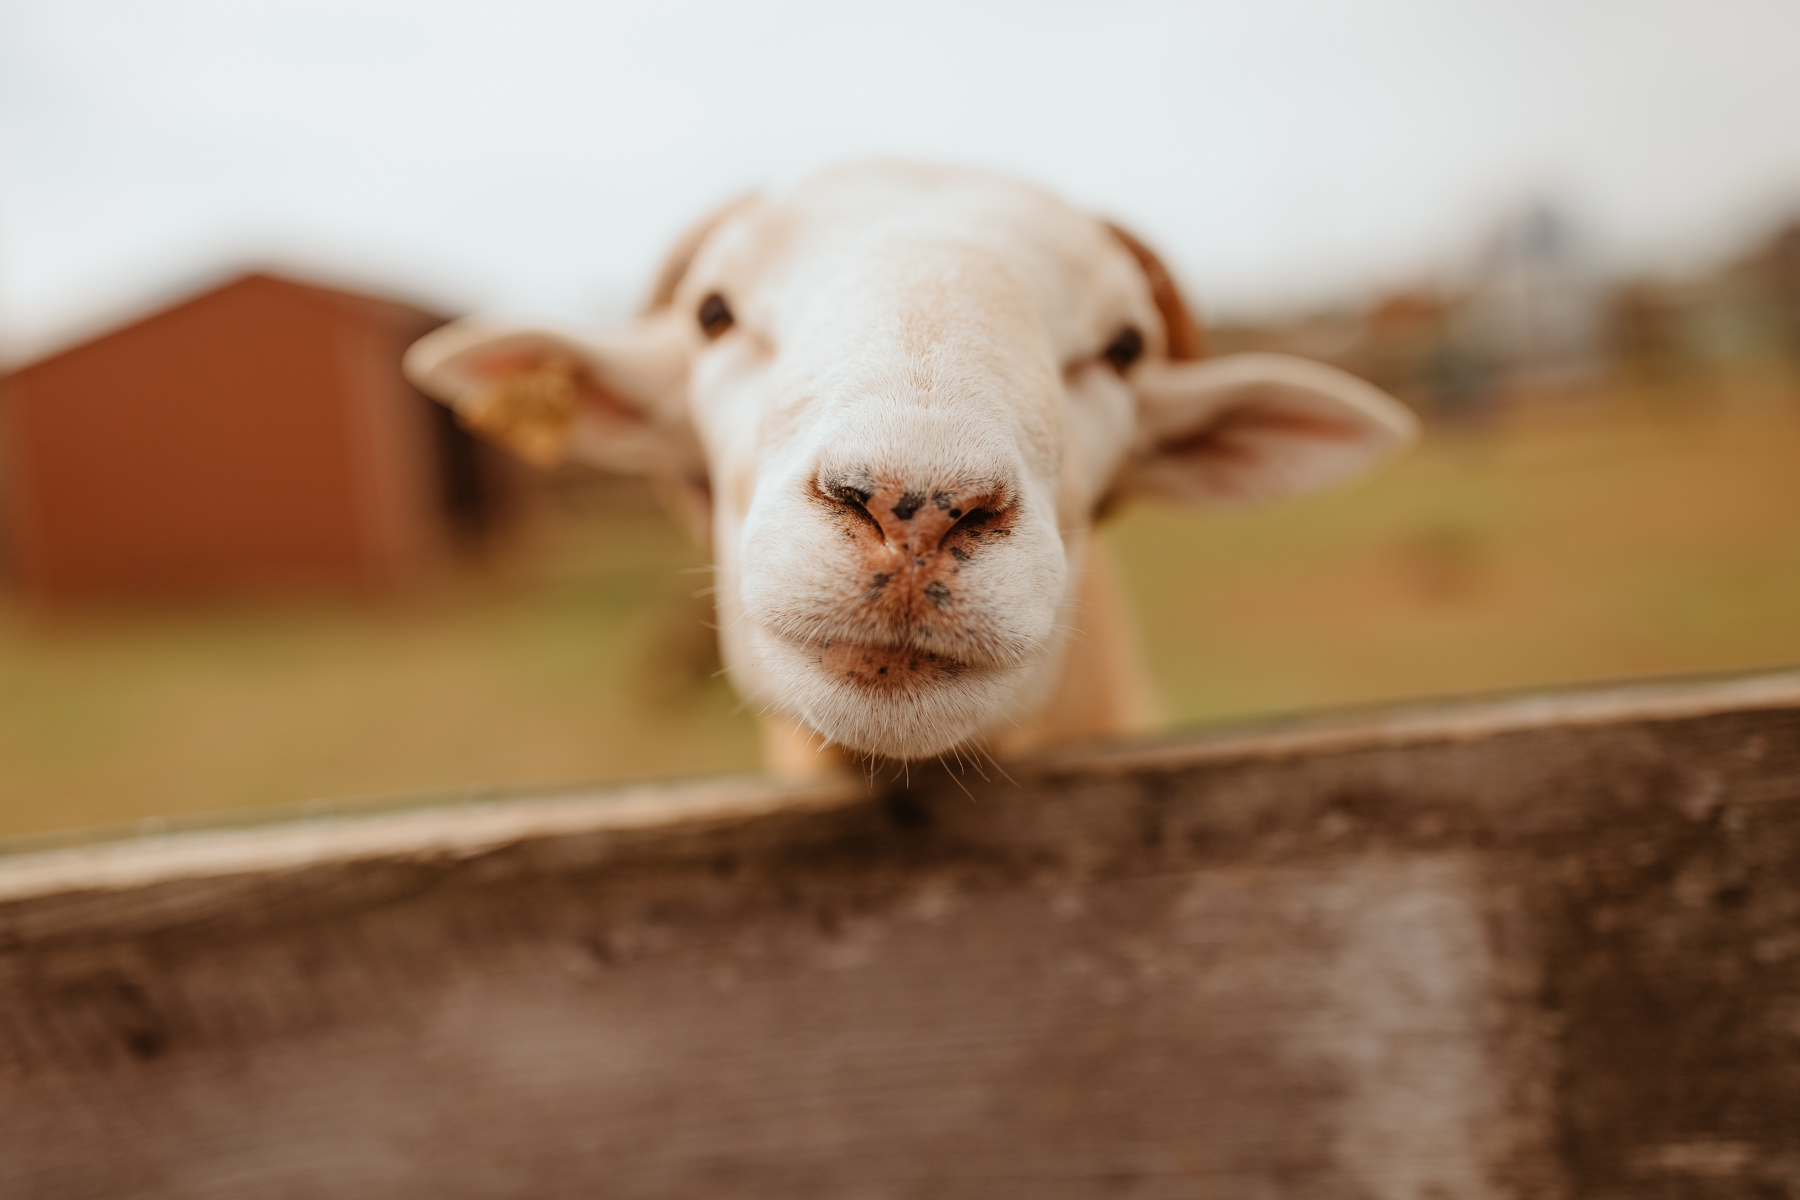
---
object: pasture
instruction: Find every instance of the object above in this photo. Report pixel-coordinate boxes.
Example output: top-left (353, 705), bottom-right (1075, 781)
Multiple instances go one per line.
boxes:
top-left (3, 367), bottom-right (1798, 839)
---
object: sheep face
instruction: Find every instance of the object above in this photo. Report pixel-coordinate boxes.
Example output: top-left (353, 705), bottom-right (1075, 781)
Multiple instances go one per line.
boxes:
top-left (406, 164), bottom-right (1417, 762)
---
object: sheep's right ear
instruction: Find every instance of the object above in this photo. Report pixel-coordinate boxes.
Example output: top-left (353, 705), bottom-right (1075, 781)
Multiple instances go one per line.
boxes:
top-left (403, 313), bottom-right (696, 476)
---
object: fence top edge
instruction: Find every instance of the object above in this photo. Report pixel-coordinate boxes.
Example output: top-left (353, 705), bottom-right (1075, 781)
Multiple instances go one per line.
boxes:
top-left (0, 774), bottom-right (865, 907)
top-left (1029, 666), bottom-right (1800, 776)
top-left (2, 667), bottom-right (1796, 905)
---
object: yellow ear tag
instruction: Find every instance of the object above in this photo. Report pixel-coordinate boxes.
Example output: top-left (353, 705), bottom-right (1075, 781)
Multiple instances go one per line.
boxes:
top-left (457, 356), bottom-right (580, 467)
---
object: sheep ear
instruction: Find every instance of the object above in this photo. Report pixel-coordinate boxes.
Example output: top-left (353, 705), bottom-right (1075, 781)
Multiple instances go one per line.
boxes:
top-left (403, 314), bottom-right (696, 475)
top-left (1123, 353), bottom-right (1418, 507)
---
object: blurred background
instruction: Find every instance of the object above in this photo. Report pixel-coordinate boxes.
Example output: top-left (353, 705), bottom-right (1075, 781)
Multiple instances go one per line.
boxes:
top-left (2, 0), bottom-right (1798, 839)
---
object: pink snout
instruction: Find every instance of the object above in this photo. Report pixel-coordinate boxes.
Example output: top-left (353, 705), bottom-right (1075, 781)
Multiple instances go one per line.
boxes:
top-left (814, 475), bottom-right (1016, 634)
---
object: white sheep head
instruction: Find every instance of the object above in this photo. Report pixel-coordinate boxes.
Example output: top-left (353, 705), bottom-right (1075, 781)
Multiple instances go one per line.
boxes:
top-left (406, 163), bottom-right (1417, 767)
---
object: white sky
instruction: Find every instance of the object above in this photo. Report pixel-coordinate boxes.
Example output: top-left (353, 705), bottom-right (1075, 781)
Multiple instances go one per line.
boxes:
top-left (3, 0), bottom-right (1799, 361)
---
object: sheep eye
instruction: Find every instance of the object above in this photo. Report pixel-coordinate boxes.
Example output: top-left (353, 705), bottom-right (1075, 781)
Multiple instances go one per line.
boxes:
top-left (1103, 325), bottom-right (1144, 371)
top-left (698, 292), bottom-right (734, 338)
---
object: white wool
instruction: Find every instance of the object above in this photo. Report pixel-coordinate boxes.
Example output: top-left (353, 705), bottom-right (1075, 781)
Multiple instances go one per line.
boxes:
top-left (406, 163), bottom-right (1418, 766)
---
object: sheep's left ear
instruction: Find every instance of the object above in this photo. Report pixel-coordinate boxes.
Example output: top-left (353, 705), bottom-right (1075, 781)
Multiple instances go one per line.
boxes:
top-left (1122, 353), bottom-right (1419, 507)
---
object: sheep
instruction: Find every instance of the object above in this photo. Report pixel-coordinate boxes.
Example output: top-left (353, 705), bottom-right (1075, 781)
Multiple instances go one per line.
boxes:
top-left (405, 163), bottom-right (1417, 774)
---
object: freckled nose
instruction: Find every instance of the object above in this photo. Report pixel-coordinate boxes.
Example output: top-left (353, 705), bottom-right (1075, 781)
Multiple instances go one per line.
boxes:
top-left (823, 480), bottom-right (1008, 554)
top-left (817, 475), bottom-right (1016, 616)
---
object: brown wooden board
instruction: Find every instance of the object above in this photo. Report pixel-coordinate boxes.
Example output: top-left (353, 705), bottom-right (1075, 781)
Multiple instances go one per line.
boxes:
top-left (1, 670), bottom-right (1798, 1198)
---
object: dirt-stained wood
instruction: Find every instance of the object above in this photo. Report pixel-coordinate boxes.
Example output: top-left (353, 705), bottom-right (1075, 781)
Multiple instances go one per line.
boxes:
top-left (1, 670), bottom-right (1797, 1199)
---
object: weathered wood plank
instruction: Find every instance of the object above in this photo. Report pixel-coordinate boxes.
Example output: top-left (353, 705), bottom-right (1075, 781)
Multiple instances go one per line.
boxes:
top-left (1, 670), bottom-right (1797, 1199)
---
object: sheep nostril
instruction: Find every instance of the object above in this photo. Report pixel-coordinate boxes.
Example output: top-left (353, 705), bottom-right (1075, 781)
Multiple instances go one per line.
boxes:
top-left (948, 507), bottom-right (996, 535)
top-left (932, 501), bottom-right (1009, 555)
top-left (826, 484), bottom-right (885, 539)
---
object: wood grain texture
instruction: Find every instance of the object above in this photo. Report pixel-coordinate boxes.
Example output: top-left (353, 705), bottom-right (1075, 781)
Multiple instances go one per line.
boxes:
top-left (1, 670), bottom-right (1797, 1199)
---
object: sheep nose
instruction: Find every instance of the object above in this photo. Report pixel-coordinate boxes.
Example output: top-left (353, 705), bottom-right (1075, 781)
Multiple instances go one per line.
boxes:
top-left (813, 474), bottom-right (1020, 622)
top-left (820, 479), bottom-right (1011, 557)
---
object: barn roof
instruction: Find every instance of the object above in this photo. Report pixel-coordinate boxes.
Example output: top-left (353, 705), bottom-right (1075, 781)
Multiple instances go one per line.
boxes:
top-left (2, 265), bottom-right (460, 375)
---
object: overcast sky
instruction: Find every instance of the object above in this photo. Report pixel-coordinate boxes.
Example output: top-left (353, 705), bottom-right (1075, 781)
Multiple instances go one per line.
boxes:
top-left (3, 0), bottom-right (1798, 361)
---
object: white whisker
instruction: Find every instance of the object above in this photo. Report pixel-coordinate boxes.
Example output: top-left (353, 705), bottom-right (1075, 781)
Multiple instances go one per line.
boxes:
top-left (938, 754), bottom-right (974, 799)
top-left (976, 742), bottom-right (1018, 787)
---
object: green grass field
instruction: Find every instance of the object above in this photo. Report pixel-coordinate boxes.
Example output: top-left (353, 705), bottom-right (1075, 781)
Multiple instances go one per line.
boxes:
top-left (4, 368), bottom-right (1798, 839)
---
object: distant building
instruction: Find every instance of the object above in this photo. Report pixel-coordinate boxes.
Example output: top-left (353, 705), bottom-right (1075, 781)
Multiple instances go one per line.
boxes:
top-left (1746, 220), bottom-right (1800, 363)
top-left (1457, 203), bottom-right (1606, 389)
top-left (0, 272), bottom-right (511, 604)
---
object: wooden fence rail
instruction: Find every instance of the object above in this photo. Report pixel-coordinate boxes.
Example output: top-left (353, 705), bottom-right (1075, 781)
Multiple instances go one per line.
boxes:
top-left (2, 670), bottom-right (1798, 1198)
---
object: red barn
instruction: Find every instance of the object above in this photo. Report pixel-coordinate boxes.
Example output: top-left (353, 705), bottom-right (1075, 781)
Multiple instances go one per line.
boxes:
top-left (0, 272), bottom-right (505, 603)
